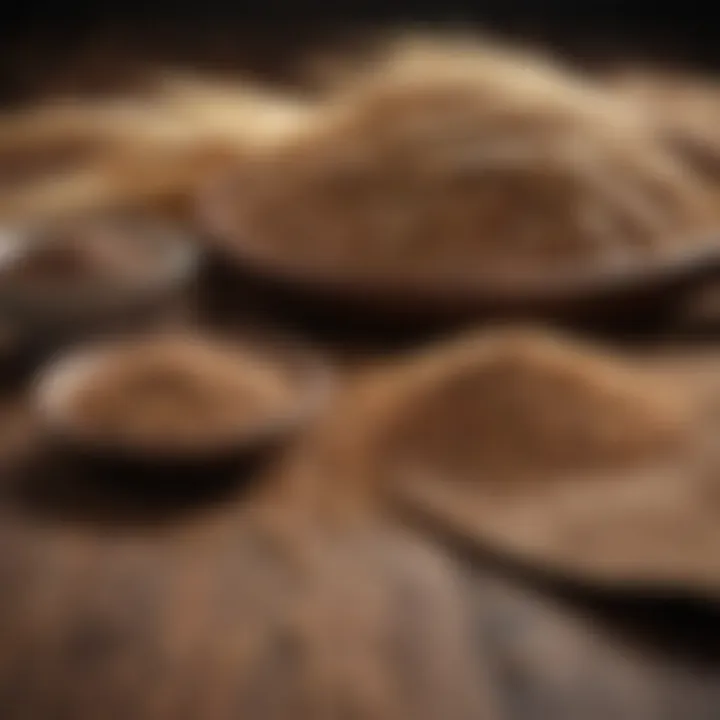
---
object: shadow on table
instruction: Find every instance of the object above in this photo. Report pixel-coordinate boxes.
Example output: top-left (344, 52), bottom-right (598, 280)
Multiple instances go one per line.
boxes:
top-left (2, 447), bottom-right (273, 530)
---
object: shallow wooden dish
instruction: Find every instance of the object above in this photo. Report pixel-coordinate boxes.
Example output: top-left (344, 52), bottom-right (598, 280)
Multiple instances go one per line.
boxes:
top-left (198, 175), bottom-right (720, 329)
top-left (371, 341), bottom-right (720, 599)
top-left (32, 332), bottom-right (333, 480)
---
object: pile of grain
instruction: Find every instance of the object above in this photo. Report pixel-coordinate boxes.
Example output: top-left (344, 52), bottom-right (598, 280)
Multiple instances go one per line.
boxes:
top-left (216, 39), bottom-right (716, 282)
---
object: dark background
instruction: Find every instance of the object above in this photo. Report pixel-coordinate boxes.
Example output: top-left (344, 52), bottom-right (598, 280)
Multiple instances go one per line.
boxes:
top-left (0, 4), bottom-right (717, 103)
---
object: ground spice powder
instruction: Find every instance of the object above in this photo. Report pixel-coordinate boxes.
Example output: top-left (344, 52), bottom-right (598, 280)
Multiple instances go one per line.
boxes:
top-left (381, 329), bottom-right (692, 484)
top-left (63, 336), bottom-right (295, 451)
top-left (222, 41), bottom-right (716, 282)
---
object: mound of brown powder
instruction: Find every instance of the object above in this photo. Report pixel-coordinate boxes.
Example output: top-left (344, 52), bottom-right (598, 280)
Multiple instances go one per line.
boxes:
top-left (377, 332), bottom-right (720, 590)
top-left (215, 40), bottom-right (716, 283)
top-left (60, 336), bottom-right (296, 451)
top-left (609, 69), bottom-right (720, 181)
top-left (381, 329), bottom-right (692, 484)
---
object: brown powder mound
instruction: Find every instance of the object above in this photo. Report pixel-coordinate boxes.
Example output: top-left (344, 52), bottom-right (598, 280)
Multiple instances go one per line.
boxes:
top-left (608, 69), bottom-right (720, 181)
top-left (605, 70), bottom-right (720, 334)
top-left (0, 79), bottom-right (313, 223)
top-left (381, 330), bottom-right (692, 485)
top-left (62, 336), bottom-right (296, 451)
top-left (218, 40), bottom-right (716, 282)
top-left (373, 330), bottom-right (720, 591)
top-left (0, 137), bottom-right (105, 192)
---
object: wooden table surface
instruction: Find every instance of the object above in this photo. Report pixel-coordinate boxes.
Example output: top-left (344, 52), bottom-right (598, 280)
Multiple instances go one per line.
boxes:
top-left (1, 296), bottom-right (720, 720)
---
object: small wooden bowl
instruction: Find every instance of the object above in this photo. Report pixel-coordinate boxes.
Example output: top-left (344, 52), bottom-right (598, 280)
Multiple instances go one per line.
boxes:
top-left (32, 332), bottom-right (332, 483)
top-left (198, 175), bottom-right (720, 331)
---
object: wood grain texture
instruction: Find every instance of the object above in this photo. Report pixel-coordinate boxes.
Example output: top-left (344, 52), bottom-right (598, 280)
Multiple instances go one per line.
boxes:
top-left (0, 503), bottom-right (488, 718)
top-left (0, 384), bottom-right (490, 720)
top-left (1, 299), bottom-right (720, 719)
top-left (2, 371), bottom-right (720, 720)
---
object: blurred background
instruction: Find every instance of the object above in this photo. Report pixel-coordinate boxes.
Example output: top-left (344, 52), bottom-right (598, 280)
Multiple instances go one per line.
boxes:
top-left (3, 6), bottom-right (720, 720)
top-left (2, 4), bottom-right (719, 103)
